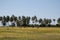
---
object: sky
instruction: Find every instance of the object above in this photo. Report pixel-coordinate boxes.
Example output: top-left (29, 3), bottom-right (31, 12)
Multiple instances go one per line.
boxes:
top-left (0, 0), bottom-right (60, 19)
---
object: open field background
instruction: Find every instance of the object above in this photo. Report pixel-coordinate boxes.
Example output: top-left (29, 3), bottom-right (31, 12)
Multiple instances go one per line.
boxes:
top-left (0, 27), bottom-right (60, 40)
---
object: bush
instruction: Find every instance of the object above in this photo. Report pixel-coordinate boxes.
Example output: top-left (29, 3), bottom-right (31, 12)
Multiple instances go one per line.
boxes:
top-left (56, 24), bottom-right (60, 27)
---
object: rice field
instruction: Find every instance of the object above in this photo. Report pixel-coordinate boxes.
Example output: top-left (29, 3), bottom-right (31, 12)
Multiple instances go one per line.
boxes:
top-left (0, 27), bottom-right (60, 40)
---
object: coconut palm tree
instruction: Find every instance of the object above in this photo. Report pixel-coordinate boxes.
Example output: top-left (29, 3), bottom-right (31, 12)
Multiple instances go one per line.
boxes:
top-left (0, 16), bottom-right (2, 21)
top-left (16, 20), bottom-right (20, 27)
top-left (10, 15), bottom-right (16, 27)
top-left (10, 16), bottom-right (14, 26)
top-left (22, 16), bottom-right (26, 26)
top-left (18, 16), bottom-right (21, 20)
top-left (32, 16), bottom-right (37, 27)
top-left (0, 16), bottom-right (2, 26)
top-left (39, 18), bottom-right (42, 25)
top-left (2, 16), bottom-right (6, 26)
top-left (26, 16), bottom-right (30, 26)
top-left (48, 19), bottom-right (52, 25)
top-left (53, 19), bottom-right (55, 24)
top-left (57, 18), bottom-right (60, 25)
top-left (17, 16), bottom-right (22, 26)
top-left (44, 18), bottom-right (49, 26)
top-left (44, 18), bottom-right (52, 27)
top-left (6, 16), bottom-right (10, 26)
top-left (14, 17), bottom-right (17, 27)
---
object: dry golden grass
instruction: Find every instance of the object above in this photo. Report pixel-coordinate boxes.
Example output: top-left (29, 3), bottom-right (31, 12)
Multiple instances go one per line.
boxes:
top-left (0, 27), bottom-right (60, 40)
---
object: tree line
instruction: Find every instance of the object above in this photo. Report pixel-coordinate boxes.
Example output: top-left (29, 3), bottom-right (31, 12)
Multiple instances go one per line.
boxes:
top-left (0, 15), bottom-right (60, 27)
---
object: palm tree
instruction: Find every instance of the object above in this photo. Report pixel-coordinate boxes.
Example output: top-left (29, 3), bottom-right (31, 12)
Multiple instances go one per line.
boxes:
top-left (10, 16), bottom-right (14, 26)
top-left (14, 17), bottom-right (17, 27)
top-left (48, 19), bottom-right (52, 26)
top-left (26, 16), bottom-right (30, 26)
top-left (57, 18), bottom-right (60, 25)
top-left (0, 16), bottom-right (2, 26)
top-left (32, 17), bottom-right (35, 23)
top-left (6, 16), bottom-right (10, 26)
top-left (39, 18), bottom-right (42, 25)
top-left (53, 19), bottom-right (55, 24)
top-left (16, 20), bottom-right (20, 27)
top-left (32, 16), bottom-right (37, 27)
top-left (11, 15), bottom-right (16, 27)
top-left (2, 16), bottom-right (6, 26)
top-left (34, 16), bottom-right (37, 24)
top-left (14, 17), bottom-right (17, 21)
top-left (32, 16), bottom-right (37, 23)
top-left (22, 16), bottom-right (26, 26)
top-left (18, 16), bottom-right (21, 20)
top-left (44, 18), bottom-right (49, 27)
top-left (0, 16), bottom-right (2, 21)
top-left (17, 16), bottom-right (21, 26)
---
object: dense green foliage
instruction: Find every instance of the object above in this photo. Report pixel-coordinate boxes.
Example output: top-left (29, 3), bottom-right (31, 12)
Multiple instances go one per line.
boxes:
top-left (0, 15), bottom-right (60, 27)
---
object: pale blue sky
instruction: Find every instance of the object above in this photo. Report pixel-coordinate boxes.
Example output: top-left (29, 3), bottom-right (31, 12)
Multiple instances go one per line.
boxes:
top-left (0, 0), bottom-right (60, 19)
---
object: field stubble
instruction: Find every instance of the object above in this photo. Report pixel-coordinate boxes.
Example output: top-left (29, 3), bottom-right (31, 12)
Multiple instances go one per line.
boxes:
top-left (0, 27), bottom-right (60, 40)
